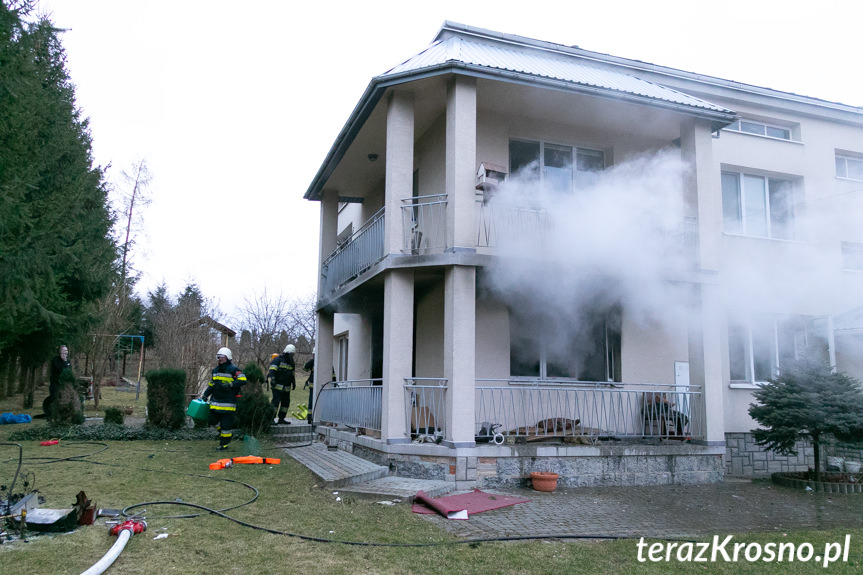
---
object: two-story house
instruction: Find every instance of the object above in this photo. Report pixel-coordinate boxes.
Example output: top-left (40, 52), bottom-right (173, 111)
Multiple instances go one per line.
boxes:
top-left (304, 22), bottom-right (863, 488)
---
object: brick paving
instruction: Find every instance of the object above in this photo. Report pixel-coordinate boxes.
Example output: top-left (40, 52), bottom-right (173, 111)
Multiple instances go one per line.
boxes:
top-left (418, 479), bottom-right (863, 539)
top-left (285, 441), bottom-right (863, 540)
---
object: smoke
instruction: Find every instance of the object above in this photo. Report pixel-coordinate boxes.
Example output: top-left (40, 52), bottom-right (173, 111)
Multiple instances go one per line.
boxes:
top-left (483, 148), bottom-right (694, 356)
top-left (481, 146), bottom-right (863, 379)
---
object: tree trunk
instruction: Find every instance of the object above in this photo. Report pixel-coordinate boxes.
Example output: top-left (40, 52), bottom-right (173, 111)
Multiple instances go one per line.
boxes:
top-left (22, 365), bottom-right (35, 409)
top-left (813, 433), bottom-right (822, 482)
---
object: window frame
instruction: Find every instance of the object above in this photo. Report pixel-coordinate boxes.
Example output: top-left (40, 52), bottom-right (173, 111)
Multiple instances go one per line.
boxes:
top-left (721, 171), bottom-right (797, 240)
top-left (509, 307), bottom-right (621, 384)
top-left (727, 314), bottom-right (828, 387)
top-left (509, 138), bottom-right (605, 194)
top-left (724, 119), bottom-right (793, 141)
top-left (836, 153), bottom-right (863, 181)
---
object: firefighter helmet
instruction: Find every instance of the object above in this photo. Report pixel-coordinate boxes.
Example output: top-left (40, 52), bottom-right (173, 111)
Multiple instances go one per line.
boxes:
top-left (217, 347), bottom-right (232, 361)
top-left (283, 344), bottom-right (296, 354)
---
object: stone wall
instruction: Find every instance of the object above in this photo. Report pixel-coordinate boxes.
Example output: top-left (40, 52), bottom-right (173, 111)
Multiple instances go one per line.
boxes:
top-left (724, 432), bottom-right (813, 476)
top-left (320, 427), bottom-right (725, 487)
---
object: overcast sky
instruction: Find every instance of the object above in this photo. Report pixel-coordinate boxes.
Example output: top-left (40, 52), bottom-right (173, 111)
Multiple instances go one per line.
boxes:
top-left (35, 0), bottom-right (862, 322)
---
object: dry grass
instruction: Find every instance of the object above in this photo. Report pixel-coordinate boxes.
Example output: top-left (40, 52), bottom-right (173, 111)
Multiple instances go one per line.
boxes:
top-left (2, 383), bottom-right (863, 574)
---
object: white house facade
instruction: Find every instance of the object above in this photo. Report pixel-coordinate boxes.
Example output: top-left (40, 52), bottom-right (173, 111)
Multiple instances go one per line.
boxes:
top-left (304, 22), bottom-right (863, 488)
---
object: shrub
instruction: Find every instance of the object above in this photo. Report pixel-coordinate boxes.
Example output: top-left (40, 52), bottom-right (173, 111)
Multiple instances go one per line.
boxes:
top-left (236, 386), bottom-right (275, 437)
top-left (146, 368), bottom-right (187, 429)
top-left (49, 368), bottom-right (84, 425)
top-left (104, 407), bottom-right (125, 425)
top-left (242, 362), bottom-right (265, 393)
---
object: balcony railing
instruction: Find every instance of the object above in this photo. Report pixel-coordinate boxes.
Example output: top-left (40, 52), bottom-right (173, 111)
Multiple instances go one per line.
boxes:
top-left (401, 195), bottom-right (447, 254)
top-left (476, 197), bottom-right (698, 265)
top-left (321, 208), bottom-right (385, 295)
top-left (475, 380), bottom-right (704, 441)
top-left (404, 378), bottom-right (447, 440)
top-left (476, 197), bottom-right (551, 248)
top-left (316, 379), bottom-right (382, 431)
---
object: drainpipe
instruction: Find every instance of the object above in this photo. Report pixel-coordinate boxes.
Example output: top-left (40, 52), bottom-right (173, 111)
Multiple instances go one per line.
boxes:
top-left (81, 519), bottom-right (147, 575)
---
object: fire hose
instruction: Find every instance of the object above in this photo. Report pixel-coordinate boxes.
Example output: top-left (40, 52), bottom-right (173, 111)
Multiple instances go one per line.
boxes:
top-left (80, 518), bottom-right (146, 575)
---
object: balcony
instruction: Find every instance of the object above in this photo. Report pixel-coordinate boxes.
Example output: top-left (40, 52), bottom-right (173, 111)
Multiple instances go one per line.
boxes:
top-left (320, 195), bottom-right (698, 296)
top-left (318, 377), bottom-right (703, 442)
top-left (401, 194), bottom-right (447, 254)
top-left (321, 207), bottom-right (385, 295)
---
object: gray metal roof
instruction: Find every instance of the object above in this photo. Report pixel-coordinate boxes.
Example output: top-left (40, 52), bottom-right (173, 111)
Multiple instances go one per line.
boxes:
top-left (380, 35), bottom-right (734, 116)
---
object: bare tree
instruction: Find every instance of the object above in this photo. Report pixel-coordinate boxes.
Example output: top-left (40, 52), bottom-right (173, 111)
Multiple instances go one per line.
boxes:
top-left (234, 290), bottom-right (317, 372)
top-left (147, 284), bottom-right (223, 398)
top-left (115, 160), bottom-right (152, 295)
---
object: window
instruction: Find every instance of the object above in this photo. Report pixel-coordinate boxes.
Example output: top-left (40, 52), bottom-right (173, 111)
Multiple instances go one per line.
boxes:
top-left (728, 314), bottom-right (829, 384)
top-left (336, 334), bottom-right (349, 381)
top-left (842, 242), bottom-right (863, 271)
top-left (721, 171), bottom-right (796, 239)
top-left (836, 153), bottom-right (863, 181)
top-left (724, 119), bottom-right (792, 141)
top-left (510, 307), bottom-right (621, 382)
top-left (509, 139), bottom-right (605, 193)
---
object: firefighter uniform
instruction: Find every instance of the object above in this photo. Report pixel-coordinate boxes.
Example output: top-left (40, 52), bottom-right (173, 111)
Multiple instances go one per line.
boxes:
top-left (203, 357), bottom-right (247, 449)
top-left (268, 349), bottom-right (295, 424)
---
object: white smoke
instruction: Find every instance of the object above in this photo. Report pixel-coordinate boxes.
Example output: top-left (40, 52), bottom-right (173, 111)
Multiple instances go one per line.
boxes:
top-left (483, 148), bottom-right (694, 346)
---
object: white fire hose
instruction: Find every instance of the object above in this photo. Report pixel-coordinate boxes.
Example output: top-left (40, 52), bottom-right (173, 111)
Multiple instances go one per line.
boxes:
top-left (81, 519), bottom-right (147, 575)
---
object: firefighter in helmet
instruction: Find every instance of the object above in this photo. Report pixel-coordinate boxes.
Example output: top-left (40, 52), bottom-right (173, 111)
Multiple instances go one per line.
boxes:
top-left (202, 347), bottom-right (247, 450)
top-left (268, 344), bottom-right (296, 425)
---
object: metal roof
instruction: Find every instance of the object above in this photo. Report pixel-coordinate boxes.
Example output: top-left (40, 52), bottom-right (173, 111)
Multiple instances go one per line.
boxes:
top-left (380, 35), bottom-right (734, 116)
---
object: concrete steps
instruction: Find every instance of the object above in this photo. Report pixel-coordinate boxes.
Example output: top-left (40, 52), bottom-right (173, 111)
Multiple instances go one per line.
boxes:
top-left (271, 421), bottom-right (315, 444)
top-left (283, 441), bottom-right (453, 501)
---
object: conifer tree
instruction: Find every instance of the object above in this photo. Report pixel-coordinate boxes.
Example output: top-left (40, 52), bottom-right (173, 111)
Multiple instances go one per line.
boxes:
top-left (749, 359), bottom-right (863, 481)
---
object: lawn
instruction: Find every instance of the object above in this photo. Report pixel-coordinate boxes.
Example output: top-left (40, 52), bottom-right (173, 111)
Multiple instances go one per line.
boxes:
top-left (1, 383), bottom-right (862, 574)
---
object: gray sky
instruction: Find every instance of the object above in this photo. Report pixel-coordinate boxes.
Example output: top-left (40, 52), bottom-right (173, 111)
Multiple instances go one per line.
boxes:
top-left (36, 0), bottom-right (862, 321)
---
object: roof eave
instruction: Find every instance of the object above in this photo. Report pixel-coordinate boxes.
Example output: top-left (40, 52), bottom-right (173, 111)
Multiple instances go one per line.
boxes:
top-left (303, 64), bottom-right (738, 201)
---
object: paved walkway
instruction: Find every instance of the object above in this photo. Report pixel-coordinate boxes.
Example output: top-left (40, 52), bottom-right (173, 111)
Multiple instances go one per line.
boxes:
top-left (416, 479), bottom-right (863, 539)
top-left (284, 441), bottom-right (863, 539)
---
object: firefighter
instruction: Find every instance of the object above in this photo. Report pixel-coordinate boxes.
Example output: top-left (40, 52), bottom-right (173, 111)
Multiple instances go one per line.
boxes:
top-left (202, 347), bottom-right (247, 451)
top-left (268, 344), bottom-right (295, 425)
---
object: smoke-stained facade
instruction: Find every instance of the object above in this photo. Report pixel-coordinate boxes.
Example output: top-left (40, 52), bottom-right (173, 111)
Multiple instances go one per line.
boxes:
top-left (304, 22), bottom-right (863, 486)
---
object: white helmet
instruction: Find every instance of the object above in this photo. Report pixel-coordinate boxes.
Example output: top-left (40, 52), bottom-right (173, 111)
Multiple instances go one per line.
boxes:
top-left (217, 347), bottom-right (232, 361)
top-left (283, 344), bottom-right (296, 354)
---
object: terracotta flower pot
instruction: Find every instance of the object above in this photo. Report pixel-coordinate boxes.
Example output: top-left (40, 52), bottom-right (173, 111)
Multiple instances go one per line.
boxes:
top-left (530, 471), bottom-right (559, 492)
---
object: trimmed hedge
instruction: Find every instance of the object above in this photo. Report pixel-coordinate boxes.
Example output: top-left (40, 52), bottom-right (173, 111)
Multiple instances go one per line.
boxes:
top-left (8, 424), bottom-right (215, 442)
top-left (146, 368), bottom-right (187, 429)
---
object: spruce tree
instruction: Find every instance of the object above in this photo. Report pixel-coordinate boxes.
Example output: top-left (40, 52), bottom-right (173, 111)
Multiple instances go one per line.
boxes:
top-left (749, 359), bottom-right (863, 481)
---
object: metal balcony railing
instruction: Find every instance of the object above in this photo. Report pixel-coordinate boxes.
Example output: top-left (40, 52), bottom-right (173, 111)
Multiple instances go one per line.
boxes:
top-left (321, 208), bottom-right (385, 295)
top-left (476, 197), bottom-right (698, 266)
top-left (404, 378), bottom-right (447, 439)
top-left (401, 195), bottom-right (447, 254)
top-left (316, 379), bottom-right (382, 431)
top-left (476, 197), bottom-right (551, 248)
top-left (475, 380), bottom-right (704, 441)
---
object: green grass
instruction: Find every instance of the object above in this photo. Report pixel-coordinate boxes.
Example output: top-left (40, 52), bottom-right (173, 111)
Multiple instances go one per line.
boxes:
top-left (2, 384), bottom-right (863, 574)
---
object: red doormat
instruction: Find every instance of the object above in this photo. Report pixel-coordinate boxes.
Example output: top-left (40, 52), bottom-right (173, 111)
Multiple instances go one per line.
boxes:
top-left (412, 489), bottom-right (530, 520)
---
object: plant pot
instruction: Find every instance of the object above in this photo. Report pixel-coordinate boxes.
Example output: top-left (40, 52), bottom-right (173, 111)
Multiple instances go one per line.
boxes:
top-left (530, 471), bottom-right (559, 492)
top-left (124, 407), bottom-right (134, 415)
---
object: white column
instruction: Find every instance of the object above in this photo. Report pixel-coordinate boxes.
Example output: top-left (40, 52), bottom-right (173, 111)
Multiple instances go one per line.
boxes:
top-left (318, 189), bottom-right (339, 296)
top-left (385, 89), bottom-right (414, 255)
top-left (446, 76), bottom-right (477, 250)
top-left (444, 265), bottom-right (476, 447)
top-left (382, 269), bottom-right (414, 444)
top-left (681, 118), bottom-right (725, 445)
top-left (313, 309), bottom-right (334, 423)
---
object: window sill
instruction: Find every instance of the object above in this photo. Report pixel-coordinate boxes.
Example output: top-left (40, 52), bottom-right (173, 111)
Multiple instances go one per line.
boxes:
top-left (837, 176), bottom-right (863, 183)
top-left (729, 382), bottom-right (762, 390)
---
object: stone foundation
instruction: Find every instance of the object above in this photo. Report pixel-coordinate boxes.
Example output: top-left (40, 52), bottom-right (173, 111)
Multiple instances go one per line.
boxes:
top-left (317, 427), bottom-right (725, 488)
top-left (724, 432), bottom-right (813, 476)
